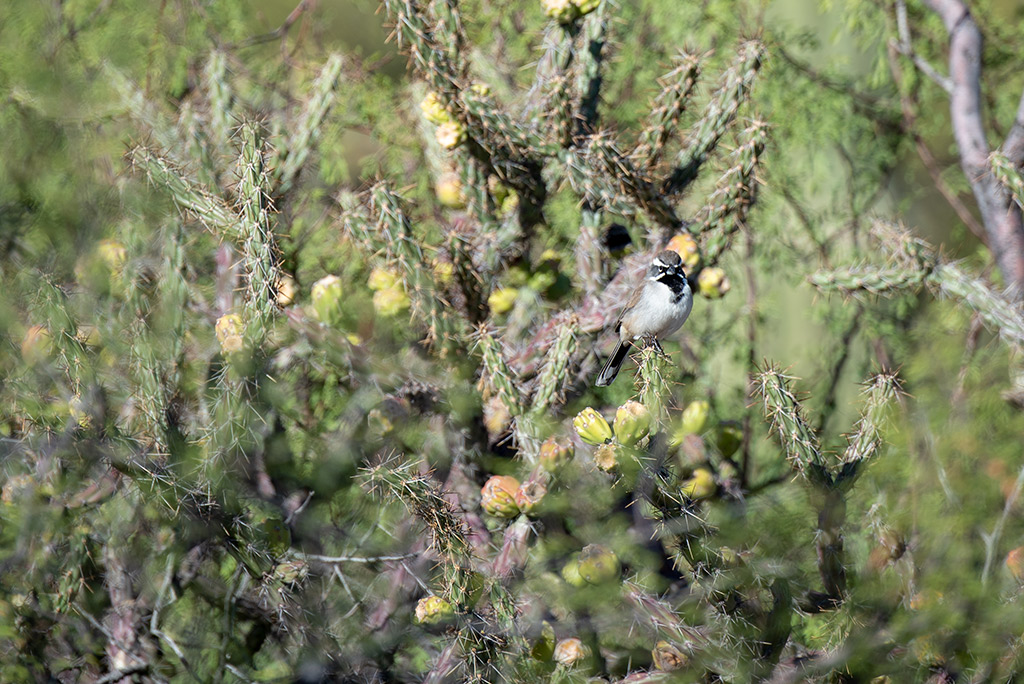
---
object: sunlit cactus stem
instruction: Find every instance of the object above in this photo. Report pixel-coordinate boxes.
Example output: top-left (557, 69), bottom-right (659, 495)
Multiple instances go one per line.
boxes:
top-left (637, 346), bottom-right (671, 427)
top-left (529, 315), bottom-right (579, 416)
top-left (477, 324), bottom-right (523, 419)
top-left (127, 145), bottom-right (238, 238)
top-left (202, 50), bottom-right (234, 156)
top-left (700, 120), bottom-right (768, 263)
top-left (274, 53), bottom-right (344, 194)
top-left (663, 40), bottom-right (765, 193)
top-left (841, 372), bottom-right (901, 469)
top-left (755, 365), bottom-right (828, 485)
top-left (634, 52), bottom-right (701, 167)
top-left (237, 121), bottom-right (282, 345)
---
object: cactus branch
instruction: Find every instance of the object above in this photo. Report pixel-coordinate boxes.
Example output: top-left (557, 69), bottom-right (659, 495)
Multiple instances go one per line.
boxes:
top-left (634, 53), bottom-right (701, 168)
top-left (663, 41), bottom-right (765, 194)
top-left (755, 365), bottom-right (829, 485)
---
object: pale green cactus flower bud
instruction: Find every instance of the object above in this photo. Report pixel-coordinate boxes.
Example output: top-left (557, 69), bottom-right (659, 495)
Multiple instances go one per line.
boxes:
top-left (680, 400), bottom-right (709, 435)
top-left (613, 400), bottom-right (652, 446)
top-left (698, 266), bottom-right (731, 298)
top-left (578, 543), bottom-right (619, 584)
top-left (419, 91), bottom-right (450, 125)
top-left (573, 407), bottom-right (612, 445)
top-left (311, 274), bottom-right (343, 325)
top-left (415, 595), bottom-right (455, 624)
top-left (539, 437), bottom-right (574, 472)
top-left (481, 475), bottom-right (521, 518)
top-left (553, 637), bottom-right (590, 666)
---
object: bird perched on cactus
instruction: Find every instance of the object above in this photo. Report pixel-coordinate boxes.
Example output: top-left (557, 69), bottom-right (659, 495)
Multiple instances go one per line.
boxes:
top-left (596, 250), bottom-right (693, 386)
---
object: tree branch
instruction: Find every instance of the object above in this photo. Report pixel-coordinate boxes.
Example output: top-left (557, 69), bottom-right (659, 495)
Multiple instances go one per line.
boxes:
top-left (923, 0), bottom-right (1024, 288)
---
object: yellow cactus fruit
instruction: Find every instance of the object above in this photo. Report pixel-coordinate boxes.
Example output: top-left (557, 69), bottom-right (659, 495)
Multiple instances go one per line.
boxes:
top-left (481, 475), bottom-right (521, 518)
top-left (573, 407), bottom-right (612, 445)
top-left (577, 544), bottom-right (619, 584)
top-left (311, 274), bottom-right (343, 325)
top-left (419, 92), bottom-right (450, 125)
top-left (514, 480), bottom-right (547, 515)
top-left (697, 267), bottom-right (731, 299)
top-left (435, 172), bottom-right (467, 209)
top-left (487, 287), bottom-right (519, 315)
top-left (680, 400), bottom-right (710, 435)
top-left (652, 641), bottom-right (689, 671)
top-left (543, 0), bottom-right (579, 24)
top-left (215, 314), bottom-right (245, 354)
top-left (367, 267), bottom-right (399, 292)
top-left (372, 286), bottom-right (411, 317)
top-left (415, 595), bottom-right (455, 625)
top-left (539, 437), bottom-right (574, 472)
top-left (435, 120), bottom-right (466, 149)
top-left (97, 239), bottom-right (127, 271)
top-left (680, 467), bottom-right (716, 500)
top-left (275, 273), bottom-right (298, 307)
top-left (1007, 547), bottom-right (1024, 581)
top-left (665, 232), bottom-right (701, 271)
top-left (553, 638), bottom-right (589, 667)
top-left (613, 400), bottom-right (652, 447)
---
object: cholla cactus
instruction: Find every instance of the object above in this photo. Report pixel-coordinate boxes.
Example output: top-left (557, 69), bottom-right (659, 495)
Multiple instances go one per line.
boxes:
top-left (15, 2), bottom-right (987, 683)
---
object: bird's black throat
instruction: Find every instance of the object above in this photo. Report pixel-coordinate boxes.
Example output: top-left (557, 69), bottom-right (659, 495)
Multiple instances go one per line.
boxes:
top-left (656, 271), bottom-right (689, 302)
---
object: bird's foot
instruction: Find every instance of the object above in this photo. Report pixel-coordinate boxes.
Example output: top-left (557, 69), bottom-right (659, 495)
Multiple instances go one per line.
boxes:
top-left (640, 335), bottom-right (667, 356)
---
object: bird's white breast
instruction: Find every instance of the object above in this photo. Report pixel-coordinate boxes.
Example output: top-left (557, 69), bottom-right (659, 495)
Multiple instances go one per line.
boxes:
top-left (621, 279), bottom-right (693, 340)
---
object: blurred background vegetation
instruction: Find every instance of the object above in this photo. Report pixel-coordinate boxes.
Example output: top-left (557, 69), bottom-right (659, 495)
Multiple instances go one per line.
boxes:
top-left (2, 0), bottom-right (1024, 682)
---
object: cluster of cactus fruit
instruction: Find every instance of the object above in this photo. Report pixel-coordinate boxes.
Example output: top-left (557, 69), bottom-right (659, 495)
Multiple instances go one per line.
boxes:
top-left (12, 0), bottom-right (1024, 682)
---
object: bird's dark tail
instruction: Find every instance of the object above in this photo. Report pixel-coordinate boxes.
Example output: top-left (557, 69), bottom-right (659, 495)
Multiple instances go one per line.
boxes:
top-left (595, 340), bottom-right (631, 387)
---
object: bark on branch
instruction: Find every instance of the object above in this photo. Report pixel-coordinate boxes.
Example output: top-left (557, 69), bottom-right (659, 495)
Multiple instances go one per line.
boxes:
top-left (923, 0), bottom-right (1024, 288)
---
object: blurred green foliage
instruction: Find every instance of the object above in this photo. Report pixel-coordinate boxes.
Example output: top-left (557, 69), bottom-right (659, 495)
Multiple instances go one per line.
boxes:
top-left (2, 0), bottom-right (1024, 682)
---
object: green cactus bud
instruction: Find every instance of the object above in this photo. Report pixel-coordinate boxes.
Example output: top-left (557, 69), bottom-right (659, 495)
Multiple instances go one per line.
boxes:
top-left (578, 544), bottom-right (620, 584)
top-left (652, 641), bottom-right (689, 671)
top-left (20, 325), bottom-right (52, 366)
top-left (373, 285), bottom-right (411, 317)
top-left (273, 559), bottom-right (308, 584)
top-left (613, 400), bottom-right (652, 447)
top-left (717, 423), bottom-right (743, 457)
top-left (419, 92), bottom-right (450, 125)
top-left (698, 267), bottom-right (731, 298)
top-left (573, 407), bottom-right (613, 445)
top-left (215, 313), bottom-right (245, 354)
top-left (481, 475), bottom-right (521, 518)
top-left (435, 120), bottom-right (466, 149)
top-left (311, 274), bottom-right (343, 325)
top-left (553, 638), bottom-right (589, 667)
top-left (415, 595), bottom-right (455, 625)
top-left (679, 400), bottom-right (709, 436)
top-left (543, 0), bottom-right (580, 24)
top-left (680, 467), bottom-right (716, 500)
top-left (561, 553), bottom-right (588, 588)
top-left (515, 480), bottom-right (546, 515)
top-left (487, 287), bottom-right (519, 315)
top-left (531, 621), bottom-right (556, 661)
top-left (539, 437), bottom-right (574, 472)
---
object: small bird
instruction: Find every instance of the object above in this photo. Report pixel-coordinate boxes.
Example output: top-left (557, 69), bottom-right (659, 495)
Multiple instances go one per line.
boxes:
top-left (595, 250), bottom-right (693, 387)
